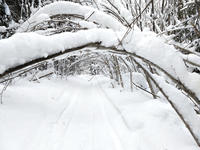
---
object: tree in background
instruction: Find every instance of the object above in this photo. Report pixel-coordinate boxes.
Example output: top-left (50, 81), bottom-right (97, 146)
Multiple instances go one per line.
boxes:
top-left (0, 0), bottom-right (12, 27)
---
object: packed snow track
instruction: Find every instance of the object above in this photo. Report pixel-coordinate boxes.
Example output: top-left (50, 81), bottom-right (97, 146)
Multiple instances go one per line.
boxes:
top-left (0, 75), bottom-right (199, 150)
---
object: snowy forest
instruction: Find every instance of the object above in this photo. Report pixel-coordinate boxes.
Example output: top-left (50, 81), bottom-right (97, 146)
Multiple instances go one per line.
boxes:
top-left (0, 0), bottom-right (200, 150)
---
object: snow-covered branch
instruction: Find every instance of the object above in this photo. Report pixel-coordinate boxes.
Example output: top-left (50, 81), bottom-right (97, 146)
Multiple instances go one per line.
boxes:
top-left (0, 28), bottom-right (119, 76)
top-left (17, 1), bottom-right (125, 32)
top-left (0, 1), bottom-right (200, 147)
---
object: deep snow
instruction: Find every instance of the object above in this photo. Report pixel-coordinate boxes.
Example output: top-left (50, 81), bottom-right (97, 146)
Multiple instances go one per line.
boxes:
top-left (0, 75), bottom-right (199, 150)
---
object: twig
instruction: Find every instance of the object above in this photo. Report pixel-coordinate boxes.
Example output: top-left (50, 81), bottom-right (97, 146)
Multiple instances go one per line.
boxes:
top-left (0, 79), bottom-right (12, 104)
top-left (132, 81), bottom-right (160, 98)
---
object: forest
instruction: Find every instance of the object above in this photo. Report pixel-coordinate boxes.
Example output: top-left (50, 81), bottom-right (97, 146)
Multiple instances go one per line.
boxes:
top-left (0, 0), bottom-right (200, 150)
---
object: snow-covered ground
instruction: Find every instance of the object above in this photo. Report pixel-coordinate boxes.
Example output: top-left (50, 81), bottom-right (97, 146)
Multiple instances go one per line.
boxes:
top-left (0, 75), bottom-right (199, 150)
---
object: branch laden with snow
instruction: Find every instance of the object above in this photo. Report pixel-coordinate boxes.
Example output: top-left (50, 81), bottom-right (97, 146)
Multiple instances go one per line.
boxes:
top-left (0, 1), bottom-right (200, 147)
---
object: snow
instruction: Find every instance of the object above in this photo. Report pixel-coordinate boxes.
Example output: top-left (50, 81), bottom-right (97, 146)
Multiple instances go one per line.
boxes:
top-left (0, 1), bottom-right (200, 148)
top-left (0, 26), bottom-right (6, 32)
top-left (2, 23), bottom-right (200, 104)
top-left (1, 1), bottom-right (199, 100)
top-left (17, 1), bottom-right (125, 32)
top-left (34, 13), bottom-right (50, 24)
top-left (123, 27), bottom-right (200, 99)
top-left (78, 20), bottom-right (98, 29)
top-left (183, 54), bottom-right (200, 65)
top-left (124, 27), bottom-right (187, 78)
top-left (0, 28), bottom-right (118, 74)
top-left (0, 75), bottom-right (199, 150)
top-left (1, 17), bottom-right (200, 103)
top-left (153, 74), bottom-right (200, 143)
top-left (3, 2), bottom-right (11, 16)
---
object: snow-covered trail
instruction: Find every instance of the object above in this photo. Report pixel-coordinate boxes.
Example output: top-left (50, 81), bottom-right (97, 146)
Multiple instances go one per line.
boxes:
top-left (33, 80), bottom-right (132, 150)
top-left (47, 84), bottom-right (129, 150)
top-left (0, 75), bottom-right (199, 150)
top-left (0, 77), bottom-right (133, 150)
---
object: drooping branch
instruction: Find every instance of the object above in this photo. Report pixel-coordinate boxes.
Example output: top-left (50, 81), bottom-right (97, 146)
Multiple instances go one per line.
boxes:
top-left (1, 40), bottom-right (199, 106)
top-left (131, 57), bottom-right (200, 147)
top-left (18, 1), bottom-right (124, 32)
top-left (0, 42), bottom-right (102, 79)
top-left (0, 30), bottom-right (199, 147)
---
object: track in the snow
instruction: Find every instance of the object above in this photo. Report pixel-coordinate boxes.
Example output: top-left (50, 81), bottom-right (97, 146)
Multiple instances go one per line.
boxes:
top-left (30, 80), bottom-right (132, 150)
